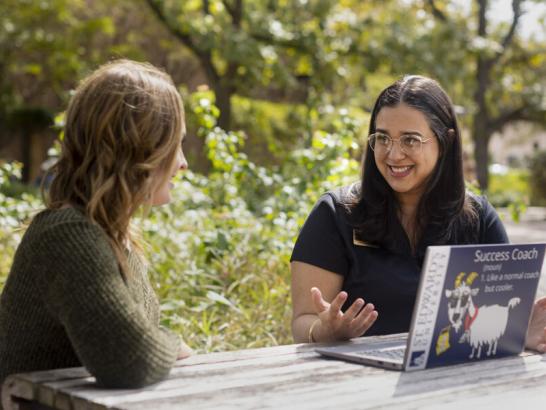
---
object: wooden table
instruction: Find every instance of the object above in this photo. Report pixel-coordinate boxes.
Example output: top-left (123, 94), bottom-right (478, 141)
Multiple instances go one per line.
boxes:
top-left (3, 334), bottom-right (546, 410)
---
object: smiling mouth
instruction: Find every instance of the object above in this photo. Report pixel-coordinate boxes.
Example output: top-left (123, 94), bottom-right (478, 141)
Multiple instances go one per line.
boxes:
top-left (388, 165), bottom-right (414, 177)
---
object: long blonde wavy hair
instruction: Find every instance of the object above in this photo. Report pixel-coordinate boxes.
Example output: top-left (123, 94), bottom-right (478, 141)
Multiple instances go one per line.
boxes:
top-left (45, 59), bottom-right (185, 274)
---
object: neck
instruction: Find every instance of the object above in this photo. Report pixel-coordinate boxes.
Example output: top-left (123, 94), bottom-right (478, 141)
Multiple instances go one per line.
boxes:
top-left (396, 196), bottom-right (419, 229)
top-left (395, 193), bottom-right (423, 251)
top-left (395, 190), bottom-right (422, 217)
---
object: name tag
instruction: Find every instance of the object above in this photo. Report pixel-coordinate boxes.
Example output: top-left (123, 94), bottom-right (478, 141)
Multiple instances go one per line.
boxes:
top-left (353, 230), bottom-right (378, 248)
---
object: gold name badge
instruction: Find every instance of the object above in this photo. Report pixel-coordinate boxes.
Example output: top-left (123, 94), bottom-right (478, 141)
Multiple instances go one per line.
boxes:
top-left (353, 230), bottom-right (378, 248)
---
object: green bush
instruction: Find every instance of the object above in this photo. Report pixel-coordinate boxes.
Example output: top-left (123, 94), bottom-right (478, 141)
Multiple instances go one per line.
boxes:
top-left (0, 92), bottom-right (362, 352)
top-left (486, 167), bottom-right (529, 222)
top-left (487, 168), bottom-right (530, 208)
top-left (0, 162), bottom-right (42, 287)
top-left (529, 150), bottom-right (546, 206)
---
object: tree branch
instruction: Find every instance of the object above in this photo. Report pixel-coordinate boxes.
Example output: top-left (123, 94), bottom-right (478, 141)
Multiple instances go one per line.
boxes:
top-left (492, 0), bottom-right (522, 66)
top-left (249, 31), bottom-right (309, 52)
top-left (426, 0), bottom-right (448, 22)
top-left (489, 104), bottom-right (546, 132)
top-left (146, 0), bottom-right (196, 55)
top-left (222, 0), bottom-right (243, 28)
top-left (477, 0), bottom-right (487, 37)
top-left (474, 0), bottom-right (490, 123)
top-left (222, 0), bottom-right (234, 18)
top-left (145, 0), bottom-right (220, 83)
top-left (220, 1), bottom-right (243, 87)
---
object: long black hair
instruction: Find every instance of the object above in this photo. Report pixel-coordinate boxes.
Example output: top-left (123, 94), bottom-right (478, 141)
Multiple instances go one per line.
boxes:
top-left (347, 75), bottom-right (478, 250)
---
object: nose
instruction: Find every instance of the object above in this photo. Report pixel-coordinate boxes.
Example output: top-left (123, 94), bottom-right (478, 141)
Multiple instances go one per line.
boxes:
top-left (178, 148), bottom-right (188, 170)
top-left (386, 140), bottom-right (406, 160)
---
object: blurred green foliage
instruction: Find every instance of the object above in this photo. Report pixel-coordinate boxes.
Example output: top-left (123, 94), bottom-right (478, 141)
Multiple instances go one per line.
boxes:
top-left (0, 94), bottom-right (361, 351)
top-left (0, 0), bottom-right (545, 351)
top-left (3, 0), bottom-right (545, 187)
top-left (488, 168), bottom-right (530, 207)
top-left (0, 162), bottom-right (42, 287)
top-left (488, 168), bottom-right (530, 223)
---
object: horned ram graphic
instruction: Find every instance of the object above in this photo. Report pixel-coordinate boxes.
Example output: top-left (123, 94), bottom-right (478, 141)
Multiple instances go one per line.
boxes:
top-left (445, 272), bottom-right (520, 359)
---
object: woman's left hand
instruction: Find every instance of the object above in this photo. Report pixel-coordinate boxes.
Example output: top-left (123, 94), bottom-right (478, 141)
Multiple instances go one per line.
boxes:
top-left (525, 296), bottom-right (546, 352)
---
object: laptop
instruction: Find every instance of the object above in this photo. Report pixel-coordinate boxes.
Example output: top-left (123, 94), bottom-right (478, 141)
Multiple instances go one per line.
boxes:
top-left (316, 243), bottom-right (546, 371)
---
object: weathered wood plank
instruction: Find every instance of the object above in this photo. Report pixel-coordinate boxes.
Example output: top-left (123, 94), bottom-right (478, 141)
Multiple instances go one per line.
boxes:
top-left (111, 353), bottom-right (546, 410)
top-left (24, 338), bottom-right (399, 407)
top-left (3, 336), bottom-right (543, 410)
top-left (11, 369), bottom-right (91, 385)
top-left (2, 376), bottom-right (36, 410)
top-left (2, 365), bottom-right (92, 409)
top-left (81, 354), bottom-right (540, 408)
top-left (39, 357), bottom-right (357, 406)
top-left (4, 335), bottom-right (400, 404)
top-left (171, 333), bottom-right (408, 367)
top-left (28, 352), bottom-right (546, 409)
top-left (28, 351), bottom-right (326, 405)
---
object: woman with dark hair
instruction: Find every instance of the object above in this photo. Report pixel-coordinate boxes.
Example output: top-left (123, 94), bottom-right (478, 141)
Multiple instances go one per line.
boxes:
top-left (290, 75), bottom-right (546, 349)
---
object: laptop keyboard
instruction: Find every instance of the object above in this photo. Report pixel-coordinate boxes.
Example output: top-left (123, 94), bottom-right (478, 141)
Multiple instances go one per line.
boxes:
top-left (352, 346), bottom-right (406, 361)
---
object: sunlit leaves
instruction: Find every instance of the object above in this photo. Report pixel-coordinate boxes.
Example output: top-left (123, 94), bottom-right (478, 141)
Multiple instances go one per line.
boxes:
top-left (144, 93), bottom-right (363, 351)
top-left (0, 162), bottom-right (42, 287)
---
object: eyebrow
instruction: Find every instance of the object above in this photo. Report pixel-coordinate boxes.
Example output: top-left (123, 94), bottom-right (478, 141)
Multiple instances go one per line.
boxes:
top-left (375, 128), bottom-right (425, 137)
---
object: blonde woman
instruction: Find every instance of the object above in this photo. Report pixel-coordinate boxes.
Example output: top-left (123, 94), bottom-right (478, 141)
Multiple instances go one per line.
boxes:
top-left (0, 60), bottom-right (191, 390)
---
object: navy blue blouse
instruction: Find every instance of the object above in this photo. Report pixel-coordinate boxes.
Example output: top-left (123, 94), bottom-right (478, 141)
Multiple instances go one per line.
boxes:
top-left (290, 186), bottom-right (509, 336)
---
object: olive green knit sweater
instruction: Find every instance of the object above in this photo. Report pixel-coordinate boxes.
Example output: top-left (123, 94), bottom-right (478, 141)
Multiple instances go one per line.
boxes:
top-left (0, 208), bottom-right (180, 390)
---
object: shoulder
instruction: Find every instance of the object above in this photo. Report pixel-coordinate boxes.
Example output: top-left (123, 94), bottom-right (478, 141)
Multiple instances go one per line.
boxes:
top-left (465, 191), bottom-right (497, 220)
top-left (465, 191), bottom-right (508, 243)
top-left (27, 208), bottom-right (116, 264)
top-left (324, 183), bottom-right (360, 206)
top-left (301, 185), bottom-right (356, 229)
top-left (313, 183), bottom-right (359, 215)
top-left (34, 207), bottom-right (106, 237)
top-left (292, 186), bottom-right (356, 273)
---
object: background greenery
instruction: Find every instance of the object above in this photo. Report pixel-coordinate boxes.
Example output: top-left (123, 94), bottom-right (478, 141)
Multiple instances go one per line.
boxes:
top-left (1, 0), bottom-right (545, 351)
top-left (0, 93), bottom-right (363, 351)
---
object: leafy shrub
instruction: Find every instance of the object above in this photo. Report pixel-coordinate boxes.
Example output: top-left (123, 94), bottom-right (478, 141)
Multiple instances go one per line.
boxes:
top-left (0, 162), bottom-right (42, 287)
top-left (143, 92), bottom-right (361, 351)
top-left (486, 167), bottom-right (529, 221)
top-left (0, 92), bottom-right (362, 352)
top-left (488, 168), bottom-right (530, 207)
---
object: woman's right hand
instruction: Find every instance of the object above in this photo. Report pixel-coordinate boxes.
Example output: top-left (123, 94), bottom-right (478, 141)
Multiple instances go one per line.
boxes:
top-left (177, 339), bottom-right (193, 360)
top-left (310, 287), bottom-right (378, 343)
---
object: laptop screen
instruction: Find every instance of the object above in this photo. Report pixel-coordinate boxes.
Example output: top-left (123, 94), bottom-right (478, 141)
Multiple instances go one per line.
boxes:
top-left (405, 243), bottom-right (545, 371)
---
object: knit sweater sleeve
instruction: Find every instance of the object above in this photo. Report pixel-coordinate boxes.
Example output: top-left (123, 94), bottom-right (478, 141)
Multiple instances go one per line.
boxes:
top-left (37, 219), bottom-right (179, 388)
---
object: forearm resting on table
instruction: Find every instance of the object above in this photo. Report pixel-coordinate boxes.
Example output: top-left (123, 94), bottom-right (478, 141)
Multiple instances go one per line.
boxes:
top-left (292, 314), bottom-right (323, 343)
top-left (177, 339), bottom-right (193, 359)
top-left (160, 326), bottom-right (192, 360)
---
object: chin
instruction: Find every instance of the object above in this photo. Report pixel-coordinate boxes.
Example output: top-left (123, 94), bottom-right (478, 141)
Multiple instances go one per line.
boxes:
top-left (150, 194), bottom-right (171, 206)
top-left (386, 179), bottom-right (413, 193)
top-left (154, 199), bottom-right (171, 206)
top-left (390, 183), bottom-right (414, 193)
top-left (150, 184), bottom-right (173, 206)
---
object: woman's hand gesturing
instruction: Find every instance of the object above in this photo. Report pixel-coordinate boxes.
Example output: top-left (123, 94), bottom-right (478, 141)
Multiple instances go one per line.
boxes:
top-left (525, 296), bottom-right (546, 352)
top-left (309, 287), bottom-right (378, 343)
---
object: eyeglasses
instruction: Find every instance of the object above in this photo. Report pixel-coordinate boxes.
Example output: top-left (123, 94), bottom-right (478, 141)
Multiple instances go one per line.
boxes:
top-left (368, 132), bottom-right (432, 156)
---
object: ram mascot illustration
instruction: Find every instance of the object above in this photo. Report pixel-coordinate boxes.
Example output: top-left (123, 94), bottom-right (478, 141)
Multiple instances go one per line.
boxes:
top-left (444, 272), bottom-right (520, 359)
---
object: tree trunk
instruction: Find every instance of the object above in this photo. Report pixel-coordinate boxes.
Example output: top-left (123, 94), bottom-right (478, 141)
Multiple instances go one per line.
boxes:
top-left (472, 118), bottom-right (490, 191)
top-left (473, 0), bottom-right (490, 191)
top-left (214, 82), bottom-right (233, 131)
top-left (21, 130), bottom-right (32, 184)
